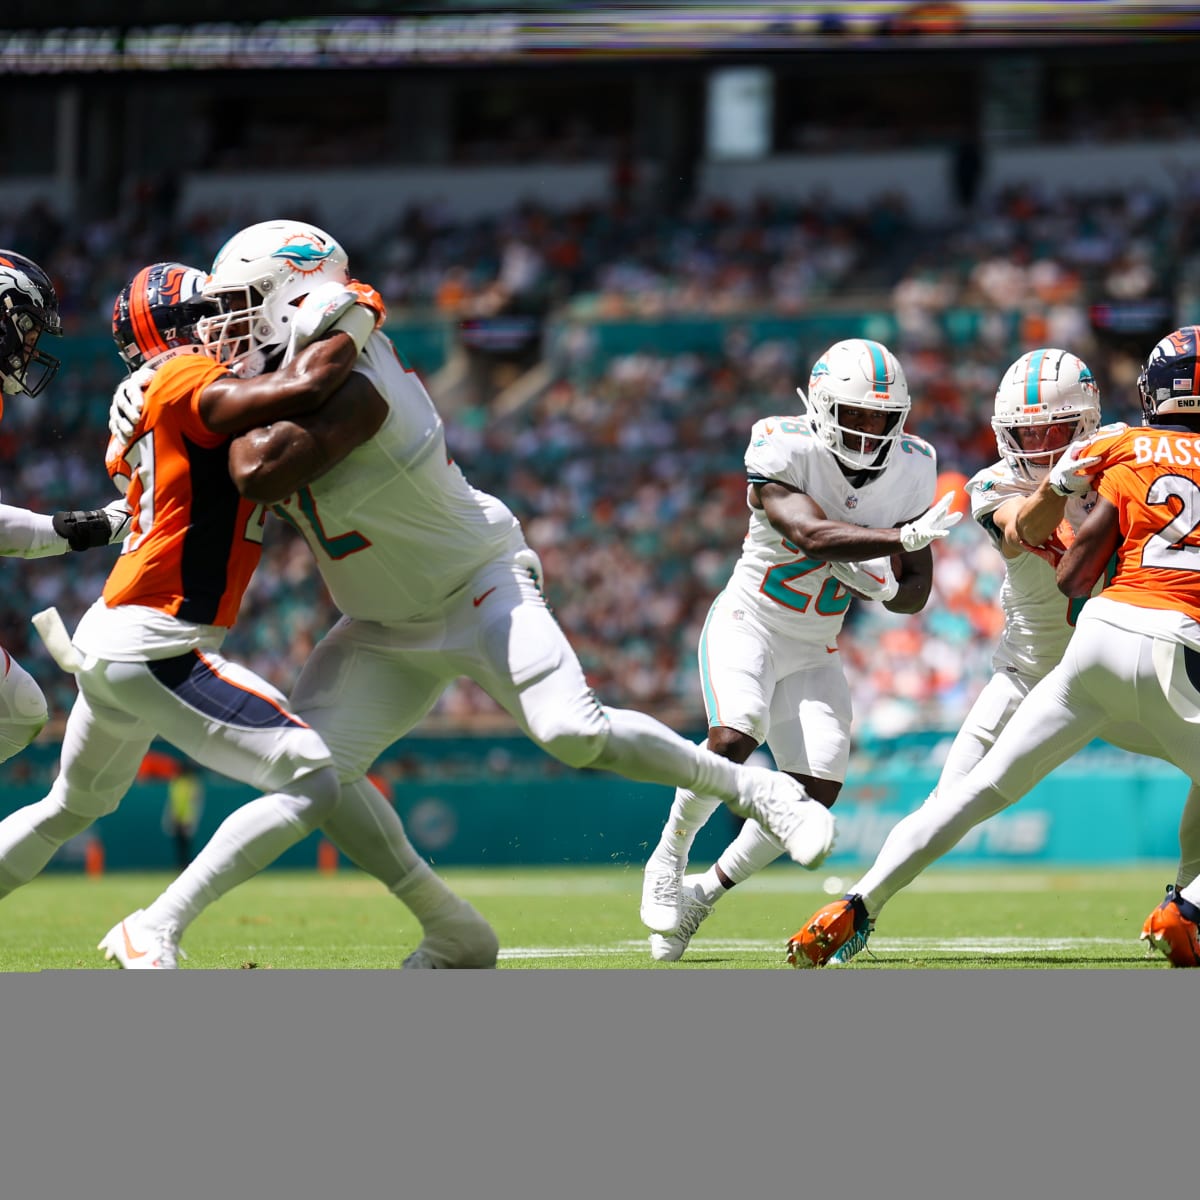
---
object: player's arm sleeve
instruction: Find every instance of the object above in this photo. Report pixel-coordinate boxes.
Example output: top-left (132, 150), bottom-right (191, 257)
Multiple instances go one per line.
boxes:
top-left (0, 503), bottom-right (68, 558)
top-left (228, 370), bottom-right (389, 504)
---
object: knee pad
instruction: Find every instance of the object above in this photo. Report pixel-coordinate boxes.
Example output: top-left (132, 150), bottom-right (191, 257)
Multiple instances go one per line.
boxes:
top-left (0, 660), bottom-right (49, 764)
top-left (282, 765), bottom-right (342, 833)
top-left (530, 712), bottom-right (610, 770)
top-left (52, 772), bottom-right (127, 823)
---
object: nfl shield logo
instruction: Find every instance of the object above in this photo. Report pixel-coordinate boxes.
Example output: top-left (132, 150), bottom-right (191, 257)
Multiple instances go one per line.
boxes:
top-left (845, 495), bottom-right (858, 509)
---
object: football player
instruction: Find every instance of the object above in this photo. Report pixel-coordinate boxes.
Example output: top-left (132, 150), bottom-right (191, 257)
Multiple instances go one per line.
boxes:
top-left (101, 219), bottom-right (838, 970)
top-left (789, 349), bottom-right (1128, 964)
top-left (0, 260), bottom-right (376, 962)
top-left (0, 250), bottom-right (131, 763)
top-left (638, 338), bottom-right (961, 961)
top-left (790, 331), bottom-right (1200, 969)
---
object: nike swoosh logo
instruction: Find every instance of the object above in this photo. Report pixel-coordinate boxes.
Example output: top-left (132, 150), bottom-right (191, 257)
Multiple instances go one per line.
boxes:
top-left (863, 571), bottom-right (886, 583)
top-left (825, 646), bottom-right (838, 655)
top-left (764, 423), bottom-right (775, 434)
top-left (473, 587), bottom-right (497, 607)
top-left (122, 923), bottom-right (148, 960)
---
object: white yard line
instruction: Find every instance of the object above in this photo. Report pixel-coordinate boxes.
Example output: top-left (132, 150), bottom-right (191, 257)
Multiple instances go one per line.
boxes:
top-left (497, 936), bottom-right (1140, 959)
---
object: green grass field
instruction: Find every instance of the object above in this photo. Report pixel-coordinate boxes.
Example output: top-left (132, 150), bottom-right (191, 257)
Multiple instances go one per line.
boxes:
top-left (0, 861), bottom-right (1183, 970)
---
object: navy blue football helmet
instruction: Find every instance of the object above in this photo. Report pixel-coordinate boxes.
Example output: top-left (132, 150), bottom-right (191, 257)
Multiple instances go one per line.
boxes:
top-left (0, 250), bottom-right (61, 398)
top-left (112, 262), bottom-right (215, 371)
top-left (1137, 326), bottom-right (1200, 424)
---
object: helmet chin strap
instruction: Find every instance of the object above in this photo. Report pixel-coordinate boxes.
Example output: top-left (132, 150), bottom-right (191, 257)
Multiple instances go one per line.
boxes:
top-left (838, 421), bottom-right (894, 480)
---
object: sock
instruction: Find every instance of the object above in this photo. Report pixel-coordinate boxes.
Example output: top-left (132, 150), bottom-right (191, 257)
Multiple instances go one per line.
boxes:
top-left (322, 776), bottom-right (461, 925)
top-left (594, 708), bottom-right (743, 801)
top-left (394, 873), bottom-right (470, 928)
top-left (691, 867), bottom-right (729, 907)
top-left (144, 770), bottom-right (338, 935)
top-left (712, 819), bottom-right (785, 889)
top-left (649, 783), bottom-right (724, 866)
top-left (1176, 784), bottom-right (1200, 890)
top-left (854, 784), bottom-right (1011, 917)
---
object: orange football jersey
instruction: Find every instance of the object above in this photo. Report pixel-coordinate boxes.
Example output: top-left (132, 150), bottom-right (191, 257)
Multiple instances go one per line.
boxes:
top-left (102, 354), bottom-right (264, 627)
top-left (1088, 424), bottom-right (1200, 622)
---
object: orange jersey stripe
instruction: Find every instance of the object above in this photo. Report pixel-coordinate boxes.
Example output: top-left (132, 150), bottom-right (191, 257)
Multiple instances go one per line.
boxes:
top-left (194, 651), bottom-right (311, 728)
top-left (1091, 425), bottom-right (1200, 622)
top-left (103, 354), bottom-right (262, 627)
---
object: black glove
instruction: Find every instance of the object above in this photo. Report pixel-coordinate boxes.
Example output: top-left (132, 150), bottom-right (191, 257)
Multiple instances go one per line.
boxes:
top-left (53, 508), bottom-right (120, 552)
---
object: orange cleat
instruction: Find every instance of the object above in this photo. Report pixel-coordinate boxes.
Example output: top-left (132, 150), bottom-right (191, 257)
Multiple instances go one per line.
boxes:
top-left (787, 894), bottom-right (871, 969)
top-left (1140, 885), bottom-right (1200, 968)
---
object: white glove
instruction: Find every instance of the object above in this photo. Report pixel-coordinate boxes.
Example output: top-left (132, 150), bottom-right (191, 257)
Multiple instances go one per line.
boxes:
top-left (285, 281), bottom-right (378, 362)
top-left (899, 492), bottom-right (963, 553)
top-left (109, 365), bottom-right (154, 446)
top-left (104, 499), bottom-right (133, 545)
top-left (1048, 441), bottom-right (1103, 498)
top-left (51, 499), bottom-right (134, 552)
top-left (829, 555), bottom-right (900, 603)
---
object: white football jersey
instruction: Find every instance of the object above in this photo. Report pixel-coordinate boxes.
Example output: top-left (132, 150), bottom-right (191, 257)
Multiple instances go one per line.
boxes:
top-left (966, 459), bottom-right (1099, 679)
top-left (723, 414), bottom-right (938, 641)
top-left (272, 331), bottom-right (522, 624)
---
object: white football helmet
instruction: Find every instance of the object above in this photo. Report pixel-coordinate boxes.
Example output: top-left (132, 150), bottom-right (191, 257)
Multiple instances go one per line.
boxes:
top-left (992, 349), bottom-right (1101, 482)
top-left (197, 219), bottom-right (349, 376)
top-left (802, 338), bottom-right (910, 472)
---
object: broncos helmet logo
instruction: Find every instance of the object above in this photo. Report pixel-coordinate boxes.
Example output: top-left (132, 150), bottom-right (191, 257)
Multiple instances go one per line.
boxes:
top-left (0, 266), bottom-right (44, 307)
top-left (158, 266), bottom-right (187, 306)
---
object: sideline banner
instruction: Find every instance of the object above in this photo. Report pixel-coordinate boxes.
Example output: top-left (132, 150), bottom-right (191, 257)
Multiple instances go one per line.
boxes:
top-left (10, 758), bottom-right (1185, 871)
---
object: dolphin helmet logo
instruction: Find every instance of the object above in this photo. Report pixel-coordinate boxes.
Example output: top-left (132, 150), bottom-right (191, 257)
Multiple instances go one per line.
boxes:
top-left (271, 234), bottom-right (337, 275)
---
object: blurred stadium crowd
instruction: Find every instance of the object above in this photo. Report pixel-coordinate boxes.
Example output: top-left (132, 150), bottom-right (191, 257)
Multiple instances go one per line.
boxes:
top-left (1, 161), bottom-right (1193, 763)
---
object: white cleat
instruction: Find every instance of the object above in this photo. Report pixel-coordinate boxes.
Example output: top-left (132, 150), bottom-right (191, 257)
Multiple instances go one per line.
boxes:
top-left (649, 879), bottom-right (714, 963)
top-left (402, 900), bottom-right (499, 969)
top-left (736, 768), bottom-right (836, 869)
top-left (641, 851), bottom-right (687, 933)
top-left (98, 909), bottom-right (184, 970)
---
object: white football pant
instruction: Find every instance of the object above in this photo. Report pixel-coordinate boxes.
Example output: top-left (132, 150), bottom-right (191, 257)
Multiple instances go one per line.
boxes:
top-left (855, 611), bottom-right (1200, 914)
top-left (0, 649), bottom-right (336, 907)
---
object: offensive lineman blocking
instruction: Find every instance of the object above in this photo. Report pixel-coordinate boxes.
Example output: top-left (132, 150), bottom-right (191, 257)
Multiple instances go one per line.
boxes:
top-left (102, 220), bottom-right (838, 970)
top-left (0, 263), bottom-right (372, 955)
